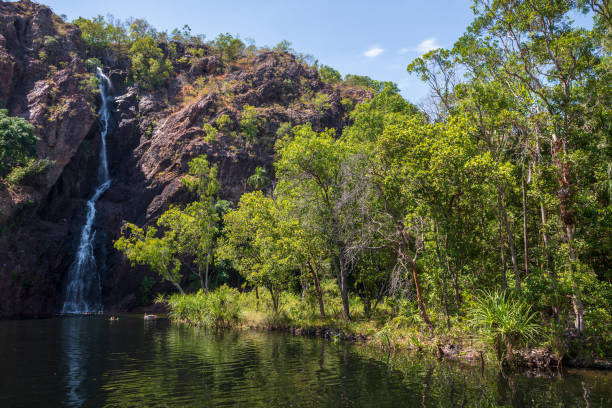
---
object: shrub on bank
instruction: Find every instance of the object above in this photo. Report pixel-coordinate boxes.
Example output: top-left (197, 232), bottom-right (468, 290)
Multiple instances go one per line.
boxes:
top-left (163, 285), bottom-right (241, 329)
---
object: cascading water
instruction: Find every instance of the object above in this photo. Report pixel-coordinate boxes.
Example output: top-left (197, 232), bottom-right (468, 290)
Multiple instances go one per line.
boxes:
top-left (61, 67), bottom-right (113, 314)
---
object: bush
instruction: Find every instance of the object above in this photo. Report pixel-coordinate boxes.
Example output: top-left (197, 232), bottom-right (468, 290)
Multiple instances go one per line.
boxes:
top-left (128, 36), bottom-right (174, 91)
top-left (84, 57), bottom-right (102, 72)
top-left (165, 285), bottom-right (241, 329)
top-left (211, 33), bottom-right (245, 63)
top-left (469, 290), bottom-right (540, 363)
top-left (239, 104), bottom-right (260, 142)
top-left (0, 110), bottom-right (37, 177)
top-left (313, 92), bottom-right (331, 114)
top-left (319, 65), bottom-right (341, 84)
top-left (6, 158), bottom-right (53, 186)
top-left (202, 123), bottom-right (218, 142)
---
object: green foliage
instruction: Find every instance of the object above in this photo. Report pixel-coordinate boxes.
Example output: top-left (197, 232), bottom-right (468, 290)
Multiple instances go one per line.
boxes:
top-left (202, 123), bottom-right (218, 143)
top-left (319, 65), bottom-right (341, 84)
top-left (469, 291), bottom-right (540, 363)
top-left (219, 191), bottom-right (296, 313)
top-left (275, 122), bottom-right (293, 140)
top-left (74, 15), bottom-right (128, 55)
top-left (165, 285), bottom-right (241, 328)
top-left (78, 74), bottom-right (100, 95)
top-left (0, 109), bottom-right (37, 178)
top-left (344, 74), bottom-right (397, 94)
top-left (273, 40), bottom-right (294, 54)
top-left (211, 33), bottom-right (245, 63)
top-left (128, 36), bottom-right (173, 91)
top-left (215, 114), bottom-right (233, 133)
top-left (247, 166), bottom-right (270, 191)
top-left (114, 223), bottom-right (184, 293)
top-left (340, 98), bottom-right (353, 112)
top-left (84, 57), bottom-right (102, 72)
top-left (181, 156), bottom-right (220, 199)
top-left (238, 104), bottom-right (260, 143)
top-left (6, 158), bottom-right (53, 186)
top-left (312, 92), bottom-right (331, 114)
top-left (116, 156), bottom-right (221, 293)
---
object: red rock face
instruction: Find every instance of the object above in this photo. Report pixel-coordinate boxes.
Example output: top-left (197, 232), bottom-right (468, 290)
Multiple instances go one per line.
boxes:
top-left (0, 1), bottom-right (97, 317)
top-left (0, 2), bottom-right (371, 317)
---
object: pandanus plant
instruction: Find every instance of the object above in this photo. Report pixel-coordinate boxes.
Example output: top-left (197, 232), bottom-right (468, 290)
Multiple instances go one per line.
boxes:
top-left (469, 290), bottom-right (540, 364)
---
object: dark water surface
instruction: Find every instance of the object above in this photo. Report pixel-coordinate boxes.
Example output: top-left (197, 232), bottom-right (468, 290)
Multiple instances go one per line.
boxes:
top-left (0, 315), bottom-right (610, 407)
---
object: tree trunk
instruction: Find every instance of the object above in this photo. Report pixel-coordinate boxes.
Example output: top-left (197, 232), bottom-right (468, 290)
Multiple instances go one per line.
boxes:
top-left (199, 272), bottom-right (206, 294)
top-left (521, 171), bottom-right (529, 275)
top-left (333, 250), bottom-right (351, 320)
top-left (405, 254), bottom-right (433, 334)
top-left (500, 192), bottom-right (520, 290)
top-left (170, 278), bottom-right (185, 295)
top-left (307, 261), bottom-right (326, 318)
top-left (205, 253), bottom-right (210, 292)
top-left (434, 224), bottom-right (451, 330)
top-left (268, 287), bottom-right (280, 314)
top-left (498, 205), bottom-right (508, 292)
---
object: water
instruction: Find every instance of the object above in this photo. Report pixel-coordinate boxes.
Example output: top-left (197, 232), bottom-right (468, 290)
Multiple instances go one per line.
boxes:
top-left (61, 68), bottom-right (113, 314)
top-left (0, 316), bottom-right (610, 407)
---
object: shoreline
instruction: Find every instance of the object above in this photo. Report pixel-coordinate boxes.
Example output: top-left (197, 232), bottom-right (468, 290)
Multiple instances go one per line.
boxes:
top-left (170, 312), bottom-right (612, 372)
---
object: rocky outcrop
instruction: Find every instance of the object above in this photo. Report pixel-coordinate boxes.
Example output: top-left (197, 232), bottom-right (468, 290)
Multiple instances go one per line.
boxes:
top-left (0, 1), bottom-right (371, 317)
top-left (0, 1), bottom-right (98, 317)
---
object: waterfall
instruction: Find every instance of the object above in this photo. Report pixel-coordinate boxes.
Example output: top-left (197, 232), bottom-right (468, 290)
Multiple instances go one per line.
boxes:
top-left (61, 68), bottom-right (113, 314)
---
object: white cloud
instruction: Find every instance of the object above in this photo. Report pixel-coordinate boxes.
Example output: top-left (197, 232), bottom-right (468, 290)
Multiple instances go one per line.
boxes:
top-left (363, 46), bottom-right (384, 58)
top-left (399, 37), bottom-right (442, 55)
top-left (416, 37), bottom-right (441, 54)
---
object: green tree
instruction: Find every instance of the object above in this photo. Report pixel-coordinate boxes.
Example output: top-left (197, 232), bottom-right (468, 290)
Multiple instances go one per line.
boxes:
top-left (114, 223), bottom-right (185, 294)
top-left (128, 35), bottom-right (174, 90)
top-left (239, 104), bottom-right (260, 143)
top-left (0, 109), bottom-right (37, 177)
top-left (212, 33), bottom-right (245, 63)
top-left (275, 124), bottom-right (355, 319)
top-left (319, 65), bottom-right (342, 84)
top-left (219, 191), bottom-right (295, 313)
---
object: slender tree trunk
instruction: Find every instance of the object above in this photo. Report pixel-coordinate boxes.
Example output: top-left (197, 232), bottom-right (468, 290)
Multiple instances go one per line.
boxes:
top-left (308, 261), bottom-right (326, 318)
top-left (521, 171), bottom-right (529, 275)
top-left (169, 277), bottom-right (185, 295)
top-left (205, 253), bottom-right (210, 292)
top-left (268, 287), bottom-right (280, 314)
top-left (442, 237), bottom-right (461, 310)
top-left (434, 224), bottom-right (451, 330)
top-left (402, 251), bottom-right (433, 334)
top-left (498, 206), bottom-right (508, 292)
top-left (333, 252), bottom-right (351, 320)
top-left (398, 229), bottom-right (432, 333)
top-left (540, 202), bottom-right (549, 250)
top-left (500, 192), bottom-right (520, 290)
top-left (199, 272), bottom-right (206, 294)
top-left (410, 259), bottom-right (433, 333)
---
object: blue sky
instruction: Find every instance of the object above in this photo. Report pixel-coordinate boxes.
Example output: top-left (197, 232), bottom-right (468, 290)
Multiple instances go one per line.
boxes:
top-left (41, 0), bottom-right (479, 103)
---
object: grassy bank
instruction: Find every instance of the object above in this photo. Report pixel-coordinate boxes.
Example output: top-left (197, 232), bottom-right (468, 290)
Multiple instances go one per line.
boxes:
top-left (158, 283), bottom-right (612, 370)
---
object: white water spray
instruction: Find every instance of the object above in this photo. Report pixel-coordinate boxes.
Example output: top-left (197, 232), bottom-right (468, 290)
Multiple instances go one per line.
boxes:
top-left (61, 68), bottom-right (113, 314)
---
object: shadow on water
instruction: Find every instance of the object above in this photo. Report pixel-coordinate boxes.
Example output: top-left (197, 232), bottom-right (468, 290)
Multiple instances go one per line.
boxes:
top-left (0, 315), bottom-right (611, 407)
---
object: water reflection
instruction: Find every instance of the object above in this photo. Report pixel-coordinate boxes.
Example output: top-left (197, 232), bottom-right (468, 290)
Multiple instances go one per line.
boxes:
top-left (0, 316), bottom-right (611, 407)
top-left (59, 317), bottom-right (88, 407)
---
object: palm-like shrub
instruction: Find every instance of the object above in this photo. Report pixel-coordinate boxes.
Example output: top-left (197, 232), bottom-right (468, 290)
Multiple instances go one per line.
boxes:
top-left (469, 290), bottom-right (540, 363)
